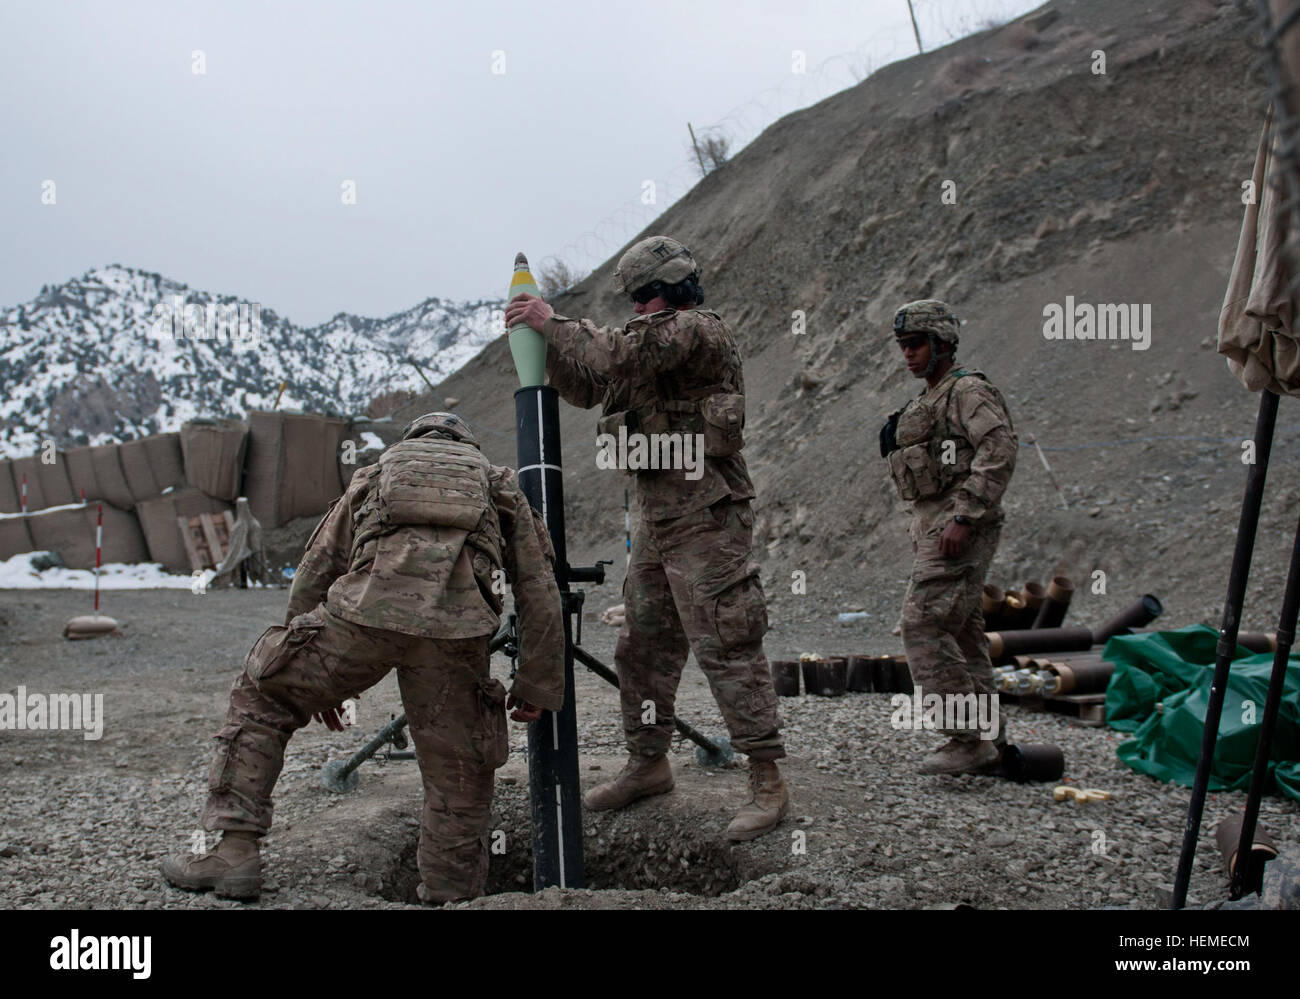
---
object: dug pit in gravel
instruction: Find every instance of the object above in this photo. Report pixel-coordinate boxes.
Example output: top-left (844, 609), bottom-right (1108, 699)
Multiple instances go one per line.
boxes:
top-left (378, 757), bottom-right (791, 904)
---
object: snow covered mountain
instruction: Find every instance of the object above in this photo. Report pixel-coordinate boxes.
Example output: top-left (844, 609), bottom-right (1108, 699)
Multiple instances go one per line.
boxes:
top-left (0, 265), bottom-right (502, 457)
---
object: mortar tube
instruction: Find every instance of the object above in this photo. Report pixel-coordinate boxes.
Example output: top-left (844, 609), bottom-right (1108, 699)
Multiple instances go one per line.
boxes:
top-left (1093, 594), bottom-right (1164, 644)
top-left (985, 626), bottom-right (1093, 664)
top-left (1032, 576), bottom-right (1075, 629)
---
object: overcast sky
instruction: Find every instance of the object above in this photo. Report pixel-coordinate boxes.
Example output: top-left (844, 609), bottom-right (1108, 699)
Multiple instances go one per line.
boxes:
top-left (1, 0), bottom-right (1040, 325)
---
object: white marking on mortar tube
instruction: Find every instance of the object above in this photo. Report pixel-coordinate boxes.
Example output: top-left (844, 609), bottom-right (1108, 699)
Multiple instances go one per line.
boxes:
top-left (556, 790), bottom-right (567, 887)
top-left (517, 463), bottom-right (563, 475)
top-left (536, 393), bottom-right (549, 523)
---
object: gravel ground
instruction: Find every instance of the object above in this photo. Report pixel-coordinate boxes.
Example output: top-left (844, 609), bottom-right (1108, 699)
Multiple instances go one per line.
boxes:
top-left (0, 586), bottom-right (1296, 910)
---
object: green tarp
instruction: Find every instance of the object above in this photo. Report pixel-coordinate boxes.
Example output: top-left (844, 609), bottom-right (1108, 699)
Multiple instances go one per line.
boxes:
top-left (1104, 625), bottom-right (1300, 802)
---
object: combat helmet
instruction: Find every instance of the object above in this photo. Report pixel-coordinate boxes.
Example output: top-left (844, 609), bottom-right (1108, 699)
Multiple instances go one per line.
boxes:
top-left (401, 412), bottom-right (478, 447)
top-left (893, 299), bottom-right (960, 377)
top-left (612, 236), bottom-right (699, 296)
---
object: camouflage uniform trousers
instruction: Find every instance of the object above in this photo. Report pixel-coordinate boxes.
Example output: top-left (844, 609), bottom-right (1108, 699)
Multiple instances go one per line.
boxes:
top-left (615, 497), bottom-right (784, 761)
top-left (199, 603), bottom-right (507, 902)
top-left (900, 519), bottom-right (1004, 745)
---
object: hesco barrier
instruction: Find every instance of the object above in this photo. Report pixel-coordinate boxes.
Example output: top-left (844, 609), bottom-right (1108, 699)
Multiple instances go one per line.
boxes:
top-left (135, 487), bottom-right (233, 572)
top-left (37, 456), bottom-right (77, 509)
top-left (118, 438), bottom-right (162, 503)
top-left (141, 433), bottom-right (186, 492)
top-left (180, 419), bottom-right (247, 501)
top-left (63, 447), bottom-right (103, 504)
top-left (89, 444), bottom-right (136, 510)
top-left (0, 514), bottom-right (34, 560)
top-left (244, 411), bottom-right (350, 527)
top-left (26, 503), bottom-right (149, 569)
top-left (0, 459), bottom-right (19, 514)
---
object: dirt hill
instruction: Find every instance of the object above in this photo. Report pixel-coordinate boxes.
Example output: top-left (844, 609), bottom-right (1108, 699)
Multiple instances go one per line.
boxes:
top-left (399, 0), bottom-right (1294, 657)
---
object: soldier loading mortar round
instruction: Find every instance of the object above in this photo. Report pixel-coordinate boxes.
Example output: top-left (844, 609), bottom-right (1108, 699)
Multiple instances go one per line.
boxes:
top-left (505, 235), bottom-right (789, 843)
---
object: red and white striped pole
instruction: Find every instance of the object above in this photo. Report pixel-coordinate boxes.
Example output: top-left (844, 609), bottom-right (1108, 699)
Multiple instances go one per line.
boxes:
top-left (94, 503), bottom-right (103, 616)
top-left (20, 473), bottom-right (27, 514)
top-left (80, 487), bottom-right (86, 505)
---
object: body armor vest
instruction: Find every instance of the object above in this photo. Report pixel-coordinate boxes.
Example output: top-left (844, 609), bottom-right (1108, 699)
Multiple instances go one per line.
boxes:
top-left (351, 437), bottom-right (502, 568)
top-left (886, 368), bottom-right (984, 503)
top-left (595, 309), bottom-right (746, 461)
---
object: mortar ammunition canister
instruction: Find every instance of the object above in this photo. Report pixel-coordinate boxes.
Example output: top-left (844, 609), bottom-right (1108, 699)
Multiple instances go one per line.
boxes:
top-left (1000, 744), bottom-right (1066, 783)
top-left (1032, 576), bottom-right (1075, 629)
top-left (986, 626), bottom-right (1093, 664)
top-left (1092, 594), bottom-right (1164, 644)
top-left (846, 656), bottom-right (875, 693)
top-left (770, 660), bottom-right (801, 697)
top-left (1017, 581), bottom-right (1045, 629)
top-left (1235, 632), bottom-right (1279, 655)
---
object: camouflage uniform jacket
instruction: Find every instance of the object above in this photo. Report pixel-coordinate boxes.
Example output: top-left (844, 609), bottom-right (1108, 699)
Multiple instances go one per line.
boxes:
top-left (892, 366), bottom-right (1018, 538)
top-left (285, 463), bottom-right (564, 711)
top-left (542, 307), bottom-right (755, 521)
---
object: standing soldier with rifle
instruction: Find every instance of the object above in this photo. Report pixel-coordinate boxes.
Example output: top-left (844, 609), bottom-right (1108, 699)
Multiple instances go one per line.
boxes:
top-left (504, 236), bottom-right (789, 842)
top-left (161, 413), bottom-right (564, 903)
top-left (881, 301), bottom-right (1017, 775)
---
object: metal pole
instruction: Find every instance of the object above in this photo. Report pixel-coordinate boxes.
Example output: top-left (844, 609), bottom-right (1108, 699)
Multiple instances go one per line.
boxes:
top-left (570, 644), bottom-right (727, 758)
top-left (1172, 389), bottom-right (1278, 908)
top-left (515, 384), bottom-right (584, 890)
top-left (687, 122), bottom-right (707, 176)
top-left (906, 0), bottom-right (924, 54)
top-left (1231, 498), bottom-right (1300, 898)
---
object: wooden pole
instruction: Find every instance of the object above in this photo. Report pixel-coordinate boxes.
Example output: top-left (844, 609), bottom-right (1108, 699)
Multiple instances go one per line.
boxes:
top-left (687, 122), bottom-right (707, 175)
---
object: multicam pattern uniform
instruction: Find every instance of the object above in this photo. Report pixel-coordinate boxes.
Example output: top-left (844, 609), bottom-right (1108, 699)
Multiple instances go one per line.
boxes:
top-left (200, 444), bottom-right (563, 902)
top-left (543, 307), bottom-right (784, 761)
top-left (890, 367), bottom-right (1017, 743)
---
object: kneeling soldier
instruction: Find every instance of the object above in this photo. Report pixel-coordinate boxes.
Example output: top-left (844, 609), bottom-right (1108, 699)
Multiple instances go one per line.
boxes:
top-left (161, 413), bottom-right (563, 902)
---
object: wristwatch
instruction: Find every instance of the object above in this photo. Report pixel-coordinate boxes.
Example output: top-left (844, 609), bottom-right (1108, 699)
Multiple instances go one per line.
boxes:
top-left (953, 515), bottom-right (972, 526)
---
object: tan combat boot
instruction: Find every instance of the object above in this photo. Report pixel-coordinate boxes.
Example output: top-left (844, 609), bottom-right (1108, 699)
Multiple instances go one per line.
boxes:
top-left (726, 760), bottom-right (789, 842)
top-left (160, 830), bottom-right (261, 900)
top-left (583, 754), bottom-right (674, 811)
top-left (918, 738), bottom-right (998, 776)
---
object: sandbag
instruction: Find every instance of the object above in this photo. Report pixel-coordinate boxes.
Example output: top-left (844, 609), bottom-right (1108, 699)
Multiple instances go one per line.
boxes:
top-left (118, 438), bottom-right (161, 502)
top-left (135, 487), bottom-right (232, 572)
top-left (63, 447), bottom-right (103, 504)
top-left (90, 444), bottom-right (135, 510)
top-left (9, 456), bottom-right (49, 512)
top-left (26, 504), bottom-right (149, 569)
top-left (0, 460), bottom-right (18, 514)
top-left (141, 433), bottom-right (186, 492)
top-left (245, 411), bottom-right (349, 527)
top-left (0, 515), bottom-right (34, 560)
top-left (180, 420), bottom-right (248, 501)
